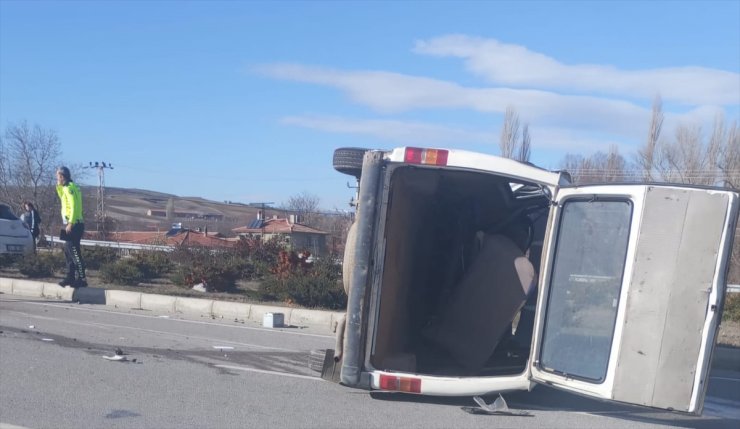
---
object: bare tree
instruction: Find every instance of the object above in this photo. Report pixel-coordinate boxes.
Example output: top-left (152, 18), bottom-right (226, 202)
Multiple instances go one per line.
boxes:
top-left (717, 120), bottom-right (739, 189)
top-left (0, 121), bottom-right (63, 230)
top-left (656, 123), bottom-right (723, 186)
top-left (636, 95), bottom-right (664, 181)
top-left (284, 191), bottom-right (321, 226)
top-left (559, 146), bottom-right (631, 184)
top-left (499, 106), bottom-right (520, 159)
top-left (517, 124), bottom-right (531, 163)
top-left (499, 105), bottom-right (533, 162)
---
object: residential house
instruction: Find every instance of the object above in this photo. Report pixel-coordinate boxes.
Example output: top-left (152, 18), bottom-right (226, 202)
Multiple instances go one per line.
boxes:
top-left (232, 215), bottom-right (328, 256)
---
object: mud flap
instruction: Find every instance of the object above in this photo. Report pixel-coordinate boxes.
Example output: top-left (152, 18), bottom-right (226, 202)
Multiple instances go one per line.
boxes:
top-left (321, 349), bottom-right (342, 383)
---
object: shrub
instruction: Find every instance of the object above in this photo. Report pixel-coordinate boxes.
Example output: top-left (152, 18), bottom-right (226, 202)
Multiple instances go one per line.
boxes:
top-left (169, 245), bottom-right (244, 292)
top-left (723, 293), bottom-right (740, 323)
top-left (100, 259), bottom-right (144, 286)
top-left (260, 254), bottom-right (346, 309)
top-left (84, 246), bottom-right (119, 270)
top-left (0, 254), bottom-right (21, 269)
top-left (17, 254), bottom-right (54, 278)
top-left (132, 250), bottom-right (173, 279)
top-left (235, 237), bottom-right (284, 279)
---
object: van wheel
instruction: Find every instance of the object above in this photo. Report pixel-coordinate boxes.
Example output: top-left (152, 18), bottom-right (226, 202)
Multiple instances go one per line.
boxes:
top-left (308, 348), bottom-right (327, 372)
top-left (342, 222), bottom-right (358, 294)
top-left (333, 147), bottom-right (367, 178)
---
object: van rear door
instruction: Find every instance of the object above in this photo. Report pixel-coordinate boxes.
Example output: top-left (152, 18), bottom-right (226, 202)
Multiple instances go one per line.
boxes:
top-left (529, 184), bottom-right (738, 414)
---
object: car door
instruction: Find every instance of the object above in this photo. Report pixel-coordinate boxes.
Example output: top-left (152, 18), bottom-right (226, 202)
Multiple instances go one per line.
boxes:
top-left (529, 184), bottom-right (738, 414)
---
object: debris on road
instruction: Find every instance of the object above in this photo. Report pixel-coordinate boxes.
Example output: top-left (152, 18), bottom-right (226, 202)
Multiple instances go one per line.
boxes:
top-left (192, 283), bottom-right (207, 293)
top-left (213, 346), bottom-right (235, 350)
top-left (41, 338), bottom-right (54, 342)
top-left (460, 395), bottom-right (532, 417)
top-left (103, 355), bottom-right (128, 362)
top-left (28, 325), bottom-right (35, 329)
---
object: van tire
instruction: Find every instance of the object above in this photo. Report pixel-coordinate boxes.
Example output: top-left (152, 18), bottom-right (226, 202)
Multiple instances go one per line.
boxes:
top-left (342, 222), bottom-right (358, 294)
top-left (333, 147), bottom-right (367, 178)
top-left (308, 348), bottom-right (327, 372)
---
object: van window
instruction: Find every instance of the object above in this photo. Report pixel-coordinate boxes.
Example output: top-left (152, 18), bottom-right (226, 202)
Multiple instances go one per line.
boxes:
top-left (538, 199), bottom-right (632, 382)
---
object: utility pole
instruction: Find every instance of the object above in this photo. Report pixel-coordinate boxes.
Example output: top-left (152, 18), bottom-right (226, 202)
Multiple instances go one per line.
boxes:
top-left (84, 161), bottom-right (113, 237)
top-left (249, 201), bottom-right (274, 238)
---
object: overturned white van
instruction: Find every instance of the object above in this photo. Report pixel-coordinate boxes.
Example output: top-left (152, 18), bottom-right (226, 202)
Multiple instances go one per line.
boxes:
top-left (324, 146), bottom-right (738, 415)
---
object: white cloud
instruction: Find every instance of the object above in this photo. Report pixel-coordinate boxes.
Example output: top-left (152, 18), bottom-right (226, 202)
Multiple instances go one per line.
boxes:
top-left (280, 115), bottom-right (496, 146)
top-left (256, 63), bottom-right (651, 135)
top-left (255, 36), bottom-right (737, 159)
top-left (413, 35), bottom-right (740, 106)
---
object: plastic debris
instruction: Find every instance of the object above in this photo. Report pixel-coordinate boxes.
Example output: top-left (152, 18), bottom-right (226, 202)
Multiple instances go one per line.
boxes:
top-left (192, 283), bottom-right (207, 293)
top-left (28, 325), bottom-right (35, 329)
top-left (103, 355), bottom-right (128, 362)
top-left (461, 394), bottom-right (533, 416)
top-left (213, 346), bottom-right (235, 350)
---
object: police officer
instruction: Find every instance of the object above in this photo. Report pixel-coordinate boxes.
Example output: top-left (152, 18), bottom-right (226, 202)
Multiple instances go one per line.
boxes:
top-left (56, 166), bottom-right (87, 288)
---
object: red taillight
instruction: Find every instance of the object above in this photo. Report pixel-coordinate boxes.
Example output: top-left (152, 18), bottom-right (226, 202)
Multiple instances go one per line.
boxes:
top-left (404, 147), bottom-right (448, 166)
top-left (379, 374), bottom-right (422, 393)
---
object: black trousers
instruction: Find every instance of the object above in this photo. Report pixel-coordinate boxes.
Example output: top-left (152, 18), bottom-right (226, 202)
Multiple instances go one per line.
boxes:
top-left (63, 223), bottom-right (86, 281)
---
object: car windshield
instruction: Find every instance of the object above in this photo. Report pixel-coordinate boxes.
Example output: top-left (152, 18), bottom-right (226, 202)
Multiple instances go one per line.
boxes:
top-left (0, 205), bottom-right (19, 220)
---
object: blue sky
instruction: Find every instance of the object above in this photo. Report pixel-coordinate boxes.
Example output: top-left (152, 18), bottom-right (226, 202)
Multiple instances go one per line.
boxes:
top-left (1, 0), bottom-right (738, 210)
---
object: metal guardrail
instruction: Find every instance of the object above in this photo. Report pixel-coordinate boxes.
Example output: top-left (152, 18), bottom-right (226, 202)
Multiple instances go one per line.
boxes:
top-left (44, 235), bottom-right (173, 252)
top-left (729, 284), bottom-right (740, 294)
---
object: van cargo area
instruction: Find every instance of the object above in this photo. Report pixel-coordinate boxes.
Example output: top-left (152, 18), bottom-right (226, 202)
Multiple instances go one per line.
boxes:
top-left (369, 165), bottom-right (550, 377)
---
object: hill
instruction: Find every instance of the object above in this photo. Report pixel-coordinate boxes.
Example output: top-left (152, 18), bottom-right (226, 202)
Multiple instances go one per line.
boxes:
top-left (80, 186), bottom-right (286, 237)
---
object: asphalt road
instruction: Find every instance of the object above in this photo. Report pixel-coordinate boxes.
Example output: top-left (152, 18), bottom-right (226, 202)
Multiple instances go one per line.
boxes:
top-left (1, 295), bottom-right (738, 429)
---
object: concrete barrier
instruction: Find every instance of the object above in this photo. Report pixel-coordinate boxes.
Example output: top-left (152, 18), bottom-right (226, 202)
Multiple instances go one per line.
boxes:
top-left (0, 277), bottom-right (13, 294)
top-left (175, 297), bottom-right (214, 316)
top-left (290, 308), bottom-right (334, 329)
top-left (212, 301), bottom-right (251, 321)
top-left (42, 283), bottom-right (74, 300)
top-left (106, 290), bottom-right (142, 309)
top-left (140, 293), bottom-right (176, 313)
top-left (12, 279), bottom-right (44, 297)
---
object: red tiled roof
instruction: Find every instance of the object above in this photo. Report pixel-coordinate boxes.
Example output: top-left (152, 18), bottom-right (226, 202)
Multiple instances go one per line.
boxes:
top-left (89, 230), bottom-right (235, 248)
top-left (232, 218), bottom-right (327, 235)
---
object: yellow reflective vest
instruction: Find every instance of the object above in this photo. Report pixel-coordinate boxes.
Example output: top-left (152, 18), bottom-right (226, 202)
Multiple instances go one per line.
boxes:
top-left (56, 182), bottom-right (83, 224)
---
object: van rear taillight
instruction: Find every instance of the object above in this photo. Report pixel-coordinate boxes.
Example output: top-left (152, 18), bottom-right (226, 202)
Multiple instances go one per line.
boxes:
top-left (379, 374), bottom-right (422, 393)
top-left (404, 147), bottom-right (448, 166)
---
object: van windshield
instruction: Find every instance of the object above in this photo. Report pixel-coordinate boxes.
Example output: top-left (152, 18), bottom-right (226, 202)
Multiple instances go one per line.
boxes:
top-left (538, 199), bottom-right (632, 382)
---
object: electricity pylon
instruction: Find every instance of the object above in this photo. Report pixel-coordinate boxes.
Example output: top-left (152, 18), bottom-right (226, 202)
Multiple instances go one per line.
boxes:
top-left (85, 161), bottom-right (113, 237)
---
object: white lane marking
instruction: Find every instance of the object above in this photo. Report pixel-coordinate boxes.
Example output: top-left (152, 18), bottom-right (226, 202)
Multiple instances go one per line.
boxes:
top-left (709, 376), bottom-right (740, 382)
top-left (1, 310), bottom-right (294, 352)
top-left (0, 423), bottom-right (34, 429)
top-left (0, 298), bottom-right (334, 338)
top-left (214, 364), bottom-right (322, 381)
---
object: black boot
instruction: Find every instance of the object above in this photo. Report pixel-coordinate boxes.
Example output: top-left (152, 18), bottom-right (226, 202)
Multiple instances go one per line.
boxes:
top-left (58, 278), bottom-right (74, 287)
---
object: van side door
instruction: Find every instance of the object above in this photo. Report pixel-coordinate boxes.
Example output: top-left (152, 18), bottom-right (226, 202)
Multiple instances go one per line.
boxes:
top-left (529, 185), bottom-right (738, 414)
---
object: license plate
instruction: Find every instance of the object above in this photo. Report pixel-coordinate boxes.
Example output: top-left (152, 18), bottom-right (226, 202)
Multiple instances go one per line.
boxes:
top-left (6, 245), bottom-right (24, 252)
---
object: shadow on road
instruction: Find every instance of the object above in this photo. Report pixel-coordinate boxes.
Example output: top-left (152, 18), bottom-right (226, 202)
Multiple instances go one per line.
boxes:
top-left (369, 384), bottom-right (738, 429)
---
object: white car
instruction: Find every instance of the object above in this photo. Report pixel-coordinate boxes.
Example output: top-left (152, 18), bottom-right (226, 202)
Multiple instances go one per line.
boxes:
top-left (328, 146), bottom-right (739, 416)
top-left (0, 204), bottom-right (34, 254)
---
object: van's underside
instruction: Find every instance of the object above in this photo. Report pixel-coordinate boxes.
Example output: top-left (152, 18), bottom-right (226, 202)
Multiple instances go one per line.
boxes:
top-left (368, 165), bottom-right (551, 378)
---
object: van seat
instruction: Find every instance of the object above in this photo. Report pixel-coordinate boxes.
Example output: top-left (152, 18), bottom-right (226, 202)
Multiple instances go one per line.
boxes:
top-left (422, 233), bottom-right (534, 372)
